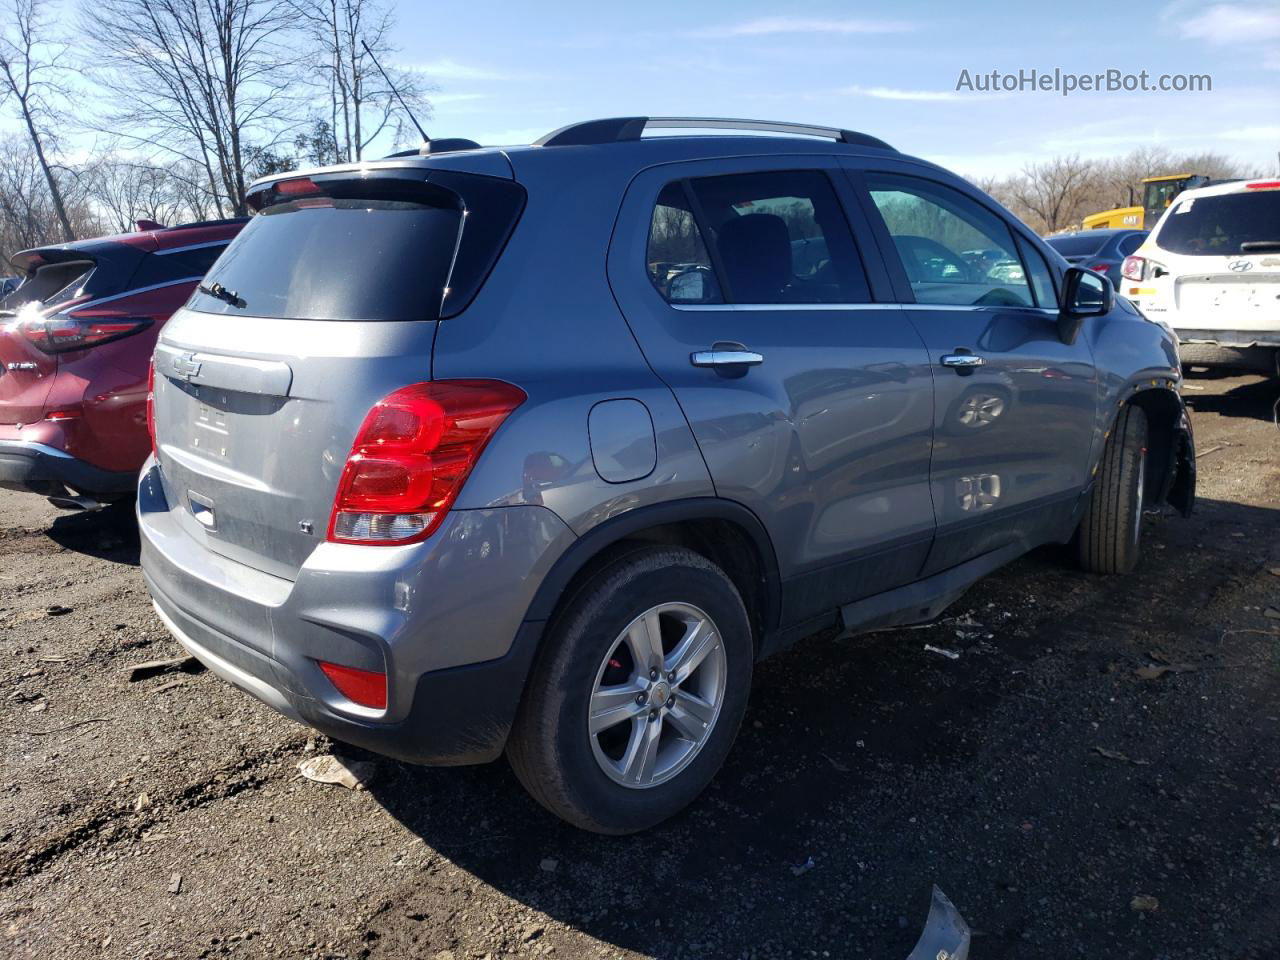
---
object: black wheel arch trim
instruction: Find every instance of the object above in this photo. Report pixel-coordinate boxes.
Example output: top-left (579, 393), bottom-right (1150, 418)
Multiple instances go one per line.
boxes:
top-left (522, 497), bottom-right (783, 643)
top-left (1097, 378), bottom-right (1195, 517)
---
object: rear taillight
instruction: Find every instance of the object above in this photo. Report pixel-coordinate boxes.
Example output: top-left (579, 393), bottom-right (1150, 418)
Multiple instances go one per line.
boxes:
top-left (1121, 256), bottom-right (1146, 282)
top-left (21, 315), bottom-right (152, 354)
top-left (1087, 262), bottom-right (1110, 274)
top-left (328, 379), bottom-right (526, 546)
top-left (146, 359), bottom-right (157, 456)
top-left (1245, 180), bottom-right (1280, 190)
top-left (317, 661), bottom-right (387, 709)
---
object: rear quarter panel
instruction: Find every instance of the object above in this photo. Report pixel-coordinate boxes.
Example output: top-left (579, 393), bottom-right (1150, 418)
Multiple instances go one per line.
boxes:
top-left (433, 147), bottom-right (715, 534)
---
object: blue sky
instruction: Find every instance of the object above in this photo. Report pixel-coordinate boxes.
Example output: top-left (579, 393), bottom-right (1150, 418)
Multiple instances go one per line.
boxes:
top-left (395, 0), bottom-right (1279, 176)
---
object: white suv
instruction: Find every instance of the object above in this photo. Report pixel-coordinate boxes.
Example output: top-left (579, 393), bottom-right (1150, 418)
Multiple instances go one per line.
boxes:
top-left (1122, 178), bottom-right (1280, 375)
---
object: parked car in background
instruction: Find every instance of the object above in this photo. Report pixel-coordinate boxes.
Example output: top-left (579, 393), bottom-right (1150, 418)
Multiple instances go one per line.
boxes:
top-left (1122, 179), bottom-right (1280, 375)
top-left (1046, 227), bottom-right (1147, 290)
top-left (0, 218), bottom-right (246, 508)
top-left (139, 117), bottom-right (1195, 834)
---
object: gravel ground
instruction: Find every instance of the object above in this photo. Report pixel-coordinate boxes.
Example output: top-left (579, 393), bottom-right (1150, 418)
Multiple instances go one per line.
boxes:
top-left (2, 372), bottom-right (1278, 960)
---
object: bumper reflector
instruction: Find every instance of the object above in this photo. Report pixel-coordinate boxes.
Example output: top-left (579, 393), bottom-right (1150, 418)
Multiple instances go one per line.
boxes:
top-left (317, 661), bottom-right (387, 709)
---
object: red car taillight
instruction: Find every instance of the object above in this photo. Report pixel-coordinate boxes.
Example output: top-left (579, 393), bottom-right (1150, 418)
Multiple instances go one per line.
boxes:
top-left (1121, 255), bottom-right (1146, 282)
top-left (1087, 262), bottom-right (1110, 274)
top-left (21, 315), bottom-right (152, 354)
top-left (317, 661), bottom-right (387, 709)
top-left (327, 380), bottom-right (526, 546)
top-left (146, 359), bottom-right (157, 456)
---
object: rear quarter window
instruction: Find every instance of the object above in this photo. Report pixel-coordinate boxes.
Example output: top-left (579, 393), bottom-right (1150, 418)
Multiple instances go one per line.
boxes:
top-left (130, 244), bottom-right (228, 289)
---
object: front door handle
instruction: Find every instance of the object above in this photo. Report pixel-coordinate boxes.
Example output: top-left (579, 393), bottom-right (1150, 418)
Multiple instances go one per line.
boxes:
top-left (940, 354), bottom-right (985, 369)
top-left (690, 345), bottom-right (764, 368)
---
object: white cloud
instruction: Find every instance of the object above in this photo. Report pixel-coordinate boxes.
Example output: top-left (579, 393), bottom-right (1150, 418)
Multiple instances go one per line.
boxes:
top-left (1179, 3), bottom-right (1280, 44)
top-left (1216, 124), bottom-right (1280, 141)
top-left (701, 16), bottom-right (915, 38)
top-left (840, 84), bottom-right (1002, 102)
top-left (407, 58), bottom-right (508, 81)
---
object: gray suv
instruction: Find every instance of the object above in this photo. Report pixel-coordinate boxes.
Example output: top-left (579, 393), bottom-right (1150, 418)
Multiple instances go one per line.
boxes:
top-left (139, 117), bottom-right (1196, 833)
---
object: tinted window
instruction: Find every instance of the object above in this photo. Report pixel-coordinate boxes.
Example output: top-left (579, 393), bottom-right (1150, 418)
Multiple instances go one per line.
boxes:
top-left (197, 173), bottom-right (524, 321)
top-left (687, 170), bottom-right (871, 304)
top-left (1016, 236), bottom-right (1057, 308)
top-left (647, 182), bottom-right (721, 304)
top-left (130, 244), bottom-right (228, 289)
top-left (1155, 191), bottom-right (1280, 256)
top-left (1117, 233), bottom-right (1145, 256)
top-left (192, 198), bottom-right (461, 321)
top-left (867, 174), bottom-right (1033, 307)
top-left (1046, 234), bottom-right (1107, 257)
top-left (0, 261), bottom-right (94, 311)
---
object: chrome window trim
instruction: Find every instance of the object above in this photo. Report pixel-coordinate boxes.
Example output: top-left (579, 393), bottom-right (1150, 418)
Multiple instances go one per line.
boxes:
top-left (57, 276), bottom-right (205, 314)
top-left (153, 240), bottom-right (230, 256)
top-left (671, 302), bottom-right (902, 312)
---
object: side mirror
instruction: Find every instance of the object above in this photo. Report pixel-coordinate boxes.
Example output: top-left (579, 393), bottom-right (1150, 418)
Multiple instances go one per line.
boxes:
top-left (667, 266), bottom-right (714, 304)
top-left (1057, 266), bottom-right (1113, 344)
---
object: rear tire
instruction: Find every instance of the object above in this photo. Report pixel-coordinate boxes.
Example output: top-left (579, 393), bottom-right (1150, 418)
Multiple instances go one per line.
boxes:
top-left (507, 545), bottom-right (753, 834)
top-left (1076, 404), bottom-right (1148, 574)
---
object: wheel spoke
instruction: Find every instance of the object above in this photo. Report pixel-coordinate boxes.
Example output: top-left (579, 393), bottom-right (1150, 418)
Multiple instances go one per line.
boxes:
top-left (667, 619), bottom-right (719, 685)
top-left (619, 715), bottom-right (663, 785)
top-left (589, 683), bottom-right (646, 734)
top-left (624, 610), bottom-right (665, 670)
top-left (666, 689), bottom-right (715, 741)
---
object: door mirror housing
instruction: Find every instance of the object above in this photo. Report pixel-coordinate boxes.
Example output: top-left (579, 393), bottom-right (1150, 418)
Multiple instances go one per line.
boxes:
top-left (1058, 266), bottom-right (1113, 344)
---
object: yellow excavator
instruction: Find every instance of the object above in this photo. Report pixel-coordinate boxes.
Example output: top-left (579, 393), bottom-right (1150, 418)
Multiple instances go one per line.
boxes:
top-left (1081, 173), bottom-right (1211, 230)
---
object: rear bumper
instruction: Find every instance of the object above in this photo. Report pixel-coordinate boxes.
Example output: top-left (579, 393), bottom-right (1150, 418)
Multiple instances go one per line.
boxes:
top-left (1175, 328), bottom-right (1280, 349)
top-left (0, 440), bottom-right (136, 497)
top-left (137, 459), bottom-right (574, 765)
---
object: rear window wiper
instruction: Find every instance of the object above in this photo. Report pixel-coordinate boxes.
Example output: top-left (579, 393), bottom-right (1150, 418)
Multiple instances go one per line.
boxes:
top-left (197, 281), bottom-right (246, 309)
top-left (1240, 241), bottom-right (1280, 254)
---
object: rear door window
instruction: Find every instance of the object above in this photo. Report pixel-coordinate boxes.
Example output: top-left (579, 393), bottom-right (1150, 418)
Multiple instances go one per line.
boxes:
top-left (686, 170), bottom-right (871, 304)
top-left (866, 174), bottom-right (1034, 307)
top-left (647, 183), bottom-right (721, 304)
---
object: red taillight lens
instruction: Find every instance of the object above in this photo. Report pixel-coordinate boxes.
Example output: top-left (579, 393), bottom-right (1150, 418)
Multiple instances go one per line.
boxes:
top-left (1121, 255), bottom-right (1146, 282)
top-left (146, 359), bottom-right (157, 456)
top-left (1245, 180), bottom-right (1280, 190)
top-left (1087, 262), bottom-right (1110, 273)
top-left (21, 315), bottom-right (152, 354)
top-left (317, 661), bottom-right (387, 709)
top-left (328, 380), bottom-right (526, 545)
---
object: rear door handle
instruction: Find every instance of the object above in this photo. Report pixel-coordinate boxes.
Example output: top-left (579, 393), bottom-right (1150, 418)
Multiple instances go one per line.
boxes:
top-left (940, 354), bottom-right (985, 369)
top-left (690, 347), bottom-right (764, 368)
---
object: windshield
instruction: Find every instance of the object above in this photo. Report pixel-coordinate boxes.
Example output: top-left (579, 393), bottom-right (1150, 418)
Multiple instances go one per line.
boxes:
top-left (1047, 235), bottom-right (1107, 257)
top-left (1155, 191), bottom-right (1280, 256)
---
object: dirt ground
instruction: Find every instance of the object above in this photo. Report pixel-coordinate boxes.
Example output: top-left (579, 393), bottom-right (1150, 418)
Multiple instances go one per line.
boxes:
top-left (2, 372), bottom-right (1278, 960)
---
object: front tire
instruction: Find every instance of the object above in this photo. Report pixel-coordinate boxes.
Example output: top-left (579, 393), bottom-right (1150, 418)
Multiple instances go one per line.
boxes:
top-left (1076, 404), bottom-right (1148, 574)
top-left (507, 546), bottom-right (753, 834)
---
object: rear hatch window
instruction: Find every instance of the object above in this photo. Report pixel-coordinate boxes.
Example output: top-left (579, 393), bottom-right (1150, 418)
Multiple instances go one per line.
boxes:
top-left (1156, 190), bottom-right (1280, 256)
top-left (191, 170), bottom-right (525, 321)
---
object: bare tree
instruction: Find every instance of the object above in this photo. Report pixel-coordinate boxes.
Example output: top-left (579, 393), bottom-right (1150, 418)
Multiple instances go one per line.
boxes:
top-left (0, 135), bottom-right (100, 264)
top-left (290, 0), bottom-right (429, 162)
top-left (0, 0), bottom-right (75, 241)
top-left (1007, 155), bottom-right (1098, 234)
top-left (85, 156), bottom-right (215, 232)
top-left (81, 0), bottom-right (300, 216)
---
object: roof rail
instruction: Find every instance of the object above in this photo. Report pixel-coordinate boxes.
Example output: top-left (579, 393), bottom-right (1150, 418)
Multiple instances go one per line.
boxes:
top-left (534, 116), bottom-right (895, 151)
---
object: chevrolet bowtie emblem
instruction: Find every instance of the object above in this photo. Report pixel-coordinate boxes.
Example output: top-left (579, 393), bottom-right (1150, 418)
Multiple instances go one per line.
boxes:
top-left (173, 354), bottom-right (202, 380)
